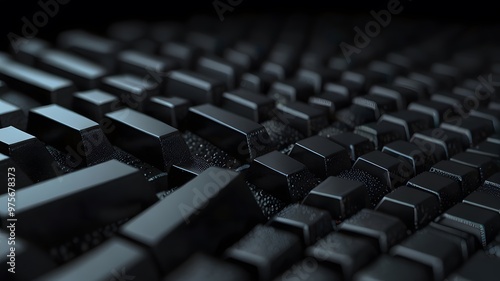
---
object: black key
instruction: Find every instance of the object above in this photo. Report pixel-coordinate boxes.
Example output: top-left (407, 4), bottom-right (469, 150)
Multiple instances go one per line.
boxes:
top-left (118, 50), bottom-right (179, 85)
top-left (296, 66), bottom-right (340, 94)
top-left (105, 108), bottom-right (190, 170)
top-left (36, 238), bottom-right (160, 281)
top-left (378, 110), bottom-right (434, 140)
top-left (353, 151), bottom-right (413, 189)
top-left (275, 102), bottom-right (328, 137)
top-left (224, 225), bottom-right (302, 281)
top-left (435, 203), bottom-right (500, 247)
top-left (484, 172), bottom-right (500, 189)
top-left (0, 153), bottom-right (32, 193)
top-left (369, 85), bottom-right (419, 110)
top-left (149, 22), bottom-right (183, 44)
top-left (28, 104), bottom-right (115, 168)
top-left (382, 140), bottom-right (429, 175)
top-left (341, 70), bottom-right (378, 95)
top-left (58, 30), bottom-right (122, 71)
top-left (408, 100), bottom-right (452, 127)
top-left (108, 20), bottom-right (148, 45)
top-left (164, 253), bottom-right (251, 281)
top-left (376, 186), bottom-right (440, 231)
top-left (186, 31), bottom-right (226, 55)
top-left (159, 42), bottom-right (201, 69)
top-left (165, 70), bottom-right (225, 105)
top-left (100, 74), bottom-right (159, 111)
top-left (240, 71), bottom-right (276, 93)
top-left (428, 222), bottom-right (478, 260)
top-left (196, 56), bottom-right (243, 90)
top-left (268, 203), bottom-right (333, 246)
top-left (247, 151), bottom-right (317, 202)
top-left (353, 255), bottom-right (432, 281)
top-left (167, 157), bottom-right (211, 188)
top-left (468, 140), bottom-right (500, 161)
top-left (488, 134), bottom-right (500, 144)
top-left (339, 209), bottom-right (407, 253)
top-left (328, 132), bottom-right (375, 162)
top-left (224, 47), bottom-right (255, 72)
top-left (430, 160), bottom-right (480, 195)
top-left (407, 172), bottom-right (462, 211)
top-left (451, 152), bottom-right (499, 183)
top-left (0, 88), bottom-right (43, 115)
top-left (352, 94), bottom-right (398, 119)
top-left (274, 261), bottom-right (342, 281)
top-left (0, 60), bottom-right (76, 107)
top-left (72, 89), bottom-right (122, 122)
top-left (0, 160), bottom-right (156, 246)
top-left (308, 92), bottom-right (350, 120)
top-left (289, 136), bottom-right (351, 179)
top-left (354, 122), bottom-right (407, 150)
top-left (324, 82), bottom-right (352, 98)
top-left (221, 88), bottom-right (274, 123)
top-left (410, 128), bottom-right (465, 161)
top-left (14, 38), bottom-right (49, 65)
top-left (463, 190), bottom-right (500, 214)
top-left (408, 72), bottom-right (440, 94)
top-left (188, 104), bottom-right (273, 161)
top-left (38, 49), bottom-right (108, 90)
top-left (393, 76), bottom-right (428, 99)
top-left (306, 232), bottom-right (378, 280)
top-left (302, 176), bottom-right (369, 221)
top-left (268, 80), bottom-right (315, 103)
top-left (431, 92), bottom-right (467, 112)
top-left (335, 105), bottom-right (376, 128)
top-left (121, 167), bottom-right (264, 272)
top-left (0, 99), bottom-right (26, 130)
top-left (390, 229), bottom-right (463, 281)
top-left (470, 108), bottom-right (500, 133)
top-left (440, 116), bottom-right (495, 147)
top-left (261, 57), bottom-right (296, 80)
top-left (448, 251), bottom-right (500, 281)
top-left (368, 61), bottom-right (402, 82)
top-left (431, 62), bottom-right (462, 88)
top-left (338, 168), bottom-right (392, 208)
top-left (0, 126), bottom-right (61, 182)
top-left (144, 96), bottom-right (191, 128)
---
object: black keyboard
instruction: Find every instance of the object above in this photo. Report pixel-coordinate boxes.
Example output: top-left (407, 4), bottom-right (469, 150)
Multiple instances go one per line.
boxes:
top-left (1, 5), bottom-right (500, 281)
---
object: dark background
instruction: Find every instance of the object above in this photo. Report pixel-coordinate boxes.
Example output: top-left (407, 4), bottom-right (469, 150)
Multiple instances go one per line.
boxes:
top-left (1, 0), bottom-right (499, 49)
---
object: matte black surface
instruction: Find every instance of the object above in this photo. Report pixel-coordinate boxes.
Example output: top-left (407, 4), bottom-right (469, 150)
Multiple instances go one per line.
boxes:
top-left (144, 96), bottom-right (191, 128)
top-left (407, 172), bottom-right (462, 211)
top-left (353, 255), bottom-right (432, 281)
top-left (221, 88), bottom-right (274, 123)
top-left (327, 132), bottom-right (374, 162)
top-left (72, 89), bottom-right (122, 122)
top-left (448, 251), bottom-right (500, 281)
top-left (165, 70), bottom-right (225, 105)
top-left (100, 74), bottom-right (159, 111)
top-left (430, 160), bottom-right (480, 196)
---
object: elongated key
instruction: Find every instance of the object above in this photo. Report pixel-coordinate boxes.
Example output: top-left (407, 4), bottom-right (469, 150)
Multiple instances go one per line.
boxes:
top-left (275, 101), bottom-right (329, 137)
top-left (105, 108), bottom-right (190, 170)
top-left (354, 255), bottom-right (432, 281)
top-left (0, 99), bottom-right (26, 130)
top-left (440, 116), bottom-right (495, 147)
top-left (72, 89), bottom-right (123, 122)
top-left (101, 74), bottom-right (159, 111)
top-left (28, 104), bottom-right (115, 169)
top-left (144, 96), bottom-right (191, 128)
top-left (221, 88), bottom-right (274, 123)
top-left (0, 160), bottom-right (157, 247)
top-left (118, 50), bottom-right (179, 81)
top-left (165, 70), bottom-right (225, 105)
top-left (160, 42), bottom-right (201, 69)
top-left (0, 60), bottom-right (76, 107)
top-left (196, 55), bottom-right (243, 90)
top-left (187, 104), bottom-right (274, 161)
top-left (120, 167), bottom-right (265, 273)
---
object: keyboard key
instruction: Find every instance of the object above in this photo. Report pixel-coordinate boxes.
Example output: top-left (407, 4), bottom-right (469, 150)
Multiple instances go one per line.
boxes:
top-left (165, 70), bottom-right (225, 105)
top-left (14, 38), bottom-right (49, 65)
top-left (428, 222), bottom-right (478, 260)
top-left (354, 122), bottom-right (407, 150)
top-left (308, 92), bottom-right (350, 120)
top-left (224, 47), bottom-right (255, 72)
top-left (463, 189), bottom-right (500, 214)
top-left (38, 49), bottom-right (108, 90)
top-left (240, 71), bottom-right (276, 94)
top-left (484, 172), bottom-right (500, 189)
top-left (144, 96), bottom-right (190, 128)
top-left (306, 232), bottom-right (378, 280)
top-left (338, 168), bottom-right (391, 208)
top-left (327, 132), bottom-right (375, 162)
top-left (353, 255), bottom-right (433, 281)
top-left (339, 209), bottom-right (407, 253)
top-left (450, 152), bottom-right (499, 183)
top-left (0, 60), bottom-right (76, 107)
top-left (0, 160), bottom-right (156, 246)
top-left (268, 80), bottom-right (315, 103)
top-left (100, 74), bottom-right (159, 111)
top-left (247, 151), bottom-right (317, 202)
top-left (410, 128), bottom-right (465, 161)
top-left (353, 151), bottom-right (413, 189)
top-left (435, 203), bottom-right (500, 247)
top-left (470, 108), bottom-right (500, 133)
top-left (221, 88), bottom-right (274, 123)
top-left (105, 108), bottom-right (190, 170)
top-left (196, 55), bottom-right (243, 90)
top-left (224, 225), bottom-right (302, 281)
top-left (441, 116), bottom-right (495, 147)
top-left (0, 99), bottom-right (26, 130)
top-left (268, 203), bottom-right (333, 246)
top-left (408, 100), bottom-right (452, 127)
top-left (118, 50), bottom-right (179, 84)
top-left (448, 251), bottom-right (500, 281)
top-left (468, 140), bottom-right (500, 161)
top-left (159, 41), bottom-right (201, 69)
top-left (296, 66), bottom-right (340, 94)
top-left (378, 110), bottom-right (434, 140)
top-left (430, 160), bottom-right (480, 196)
top-left (382, 140), bottom-right (430, 175)
top-left (37, 238), bottom-right (160, 281)
top-left (407, 172), bottom-right (462, 211)
top-left (274, 261), bottom-right (342, 281)
top-left (302, 176), bottom-right (369, 222)
top-left (289, 136), bottom-right (351, 179)
top-left (72, 89), bottom-right (122, 122)
top-left (369, 85), bottom-right (419, 110)
top-left (275, 102), bottom-right (329, 137)
top-left (335, 105), bottom-right (376, 128)
top-left (393, 76), bottom-right (428, 98)
top-left (28, 104), bottom-right (115, 168)
top-left (352, 94), bottom-right (398, 119)
top-left (376, 186), bottom-right (440, 231)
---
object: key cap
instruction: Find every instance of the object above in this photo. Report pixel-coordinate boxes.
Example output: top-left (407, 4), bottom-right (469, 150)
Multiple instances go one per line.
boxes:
top-left (0, 126), bottom-right (61, 182)
top-left (275, 102), bottom-right (329, 137)
top-left (431, 62), bottom-right (462, 88)
top-left (470, 108), bottom-right (500, 133)
top-left (390, 229), bottom-right (463, 281)
top-left (221, 88), bottom-right (274, 123)
top-left (369, 85), bottom-right (419, 110)
top-left (306, 232), bottom-right (378, 280)
top-left (353, 255), bottom-right (433, 281)
top-left (382, 140), bottom-right (430, 175)
top-left (302, 176), bottom-right (369, 222)
top-left (188, 104), bottom-right (273, 161)
top-left (407, 171), bottom-right (462, 211)
top-left (484, 172), bottom-right (500, 189)
top-left (268, 203), bottom-right (333, 246)
top-left (120, 167), bottom-right (265, 272)
top-left (431, 92), bottom-right (467, 113)
top-left (0, 99), bottom-right (26, 130)
top-left (165, 70), bottom-right (225, 105)
top-left (353, 151), bottom-right (413, 189)
top-left (410, 128), bottom-right (465, 161)
top-left (72, 89), bottom-right (122, 122)
top-left (468, 140), bottom-right (500, 161)
top-left (428, 222), bottom-right (478, 260)
top-left (105, 108), bottom-right (190, 170)
top-left (225, 224), bottom-right (302, 281)
top-left (352, 94), bottom-right (398, 119)
top-left (224, 48), bottom-right (255, 72)
top-left (430, 160), bottom-right (480, 196)
top-left (36, 237), bottom-right (160, 281)
top-left (0, 88), bottom-right (43, 115)
top-left (376, 186), bottom-right (440, 231)
top-left (14, 38), bottom-right (49, 66)
top-left (335, 105), bottom-right (376, 128)
top-left (408, 100), bottom-right (452, 127)
top-left (379, 110), bottom-right (434, 140)
top-left (339, 209), bottom-right (407, 253)
top-left (274, 261), bottom-right (342, 281)
top-left (28, 104), bottom-right (115, 168)
top-left (308, 92), bottom-right (350, 120)
top-left (441, 116), bottom-right (495, 147)
top-left (58, 30), bottom-right (122, 71)
top-left (38, 49), bottom-right (108, 90)
top-left (289, 136), bottom-right (351, 179)
top-left (240, 71), bottom-right (277, 94)
top-left (268, 80), bottom-right (315, 103)
top-left (296, 66), bottom-right (340, 94)
top-left (408, 72), bottom-right (440, 94)
top-left (247, 151), bottom-right (317, 202)
top-left (354, 122), bottom-right (407, 150)
top-left (327, 132), bottom-right (375, 162)
top-left (338, 168), bottom-right (392, 208)
top-left (368, 61), bottom-right (402, 83)
top-left (196, 56), bottom-right (243, 90)
top-left (164, 253), bottom-right (251, 281)
top-left (448, 251), bottom-right (500, 281)
top-left (463, 189), bottom-right (500, 214)
top-left (0, 60), bottom-right (76, 107)
top-left (100, 74), bottom-right (159, 111)
top-left (159, 42), bottom-right (201, 69)
top-left (450, 152), bottom-right (499, 183)
top-left (144, 96), bottom-right (190, 128)
top-left (149, 22), bottom-right (183, 44)
top-left (435, 203), bottom-right (500, 247)
top-left (341, 70), bottom-right (379, 95)
top-left (0, 160), bottom-right (156, 246)
top-left (186, 31), bottom-right (226, 55)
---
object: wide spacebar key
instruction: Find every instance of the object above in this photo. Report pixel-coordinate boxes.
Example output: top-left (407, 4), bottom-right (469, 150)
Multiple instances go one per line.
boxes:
top-left (187, 104), bottom-right (275, 161)
top-left (119, 167), bottom-right (265, 273)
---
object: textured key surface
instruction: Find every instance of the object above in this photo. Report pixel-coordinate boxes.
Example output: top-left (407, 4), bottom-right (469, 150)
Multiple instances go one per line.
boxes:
top-left (353, 255), bottom-right (432, 281)
top-left (407, 172), bottom-right (462, 211)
